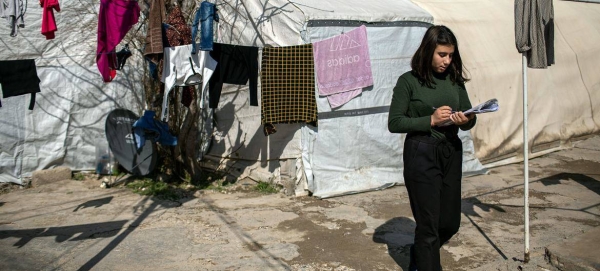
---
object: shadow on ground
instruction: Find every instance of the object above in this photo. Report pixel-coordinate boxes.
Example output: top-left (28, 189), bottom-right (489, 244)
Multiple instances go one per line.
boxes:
top-left (373, 217), bottom-right (416, 269)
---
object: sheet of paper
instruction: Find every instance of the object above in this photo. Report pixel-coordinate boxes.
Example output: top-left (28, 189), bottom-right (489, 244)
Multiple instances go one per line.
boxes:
top-left (438, 98), bottom-right (498, 127)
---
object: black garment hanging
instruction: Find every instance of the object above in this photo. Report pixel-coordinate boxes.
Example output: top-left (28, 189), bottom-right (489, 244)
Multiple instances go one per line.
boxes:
top-left (115, 44), bottom-right (132, 70)
top-left (208, 43), bottom-right (259, 108)
top-left (0, 59), bottom-right (41, 110)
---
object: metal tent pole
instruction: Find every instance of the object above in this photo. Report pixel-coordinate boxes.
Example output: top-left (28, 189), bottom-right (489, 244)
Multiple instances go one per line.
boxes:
top-left (522, 53), bottom-right (530, 263)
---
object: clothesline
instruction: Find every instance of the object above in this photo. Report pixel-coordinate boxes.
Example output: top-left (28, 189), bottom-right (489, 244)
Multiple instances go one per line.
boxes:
top-left (35, 50), bottom-right (133, 60)
top-left (33, 20), bottom-right (363, 60)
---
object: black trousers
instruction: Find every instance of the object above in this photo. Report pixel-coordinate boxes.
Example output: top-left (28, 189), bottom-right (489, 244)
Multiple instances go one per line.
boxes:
top-left (403, 133), bottom-right (463, 271)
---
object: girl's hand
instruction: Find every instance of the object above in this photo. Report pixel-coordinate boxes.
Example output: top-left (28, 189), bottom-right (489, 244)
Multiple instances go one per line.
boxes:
top-left (431, 106), bottom-right (452, 126)
top-left (450, 111), bottom-right (474, 126)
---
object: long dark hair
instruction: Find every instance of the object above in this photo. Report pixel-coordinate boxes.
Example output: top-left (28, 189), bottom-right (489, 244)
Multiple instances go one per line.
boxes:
top-left (411, 25), bottom-right (469, 87)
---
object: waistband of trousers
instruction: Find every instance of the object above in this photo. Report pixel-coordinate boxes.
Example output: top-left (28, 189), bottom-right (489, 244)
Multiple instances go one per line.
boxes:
top-left (406, 131), bottom-right (459, 145)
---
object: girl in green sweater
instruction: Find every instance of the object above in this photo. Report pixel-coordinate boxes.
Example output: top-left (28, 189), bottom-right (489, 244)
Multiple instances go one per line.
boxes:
top-left (388, 25), bottom-right (476, 271)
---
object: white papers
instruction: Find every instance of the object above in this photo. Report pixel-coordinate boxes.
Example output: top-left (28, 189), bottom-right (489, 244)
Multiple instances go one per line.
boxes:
top-left (439, 98), bottom-right (498, 126)
top-left (464, 98), bottom-right (499, 115)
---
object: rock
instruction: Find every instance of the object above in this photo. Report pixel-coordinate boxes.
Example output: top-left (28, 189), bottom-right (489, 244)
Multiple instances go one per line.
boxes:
top-left (31, 166), bottom-right (72, 187)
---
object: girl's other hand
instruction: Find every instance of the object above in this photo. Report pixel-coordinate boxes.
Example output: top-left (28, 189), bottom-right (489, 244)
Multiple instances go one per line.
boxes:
top-left (449, 111), bottom-right (473, 126)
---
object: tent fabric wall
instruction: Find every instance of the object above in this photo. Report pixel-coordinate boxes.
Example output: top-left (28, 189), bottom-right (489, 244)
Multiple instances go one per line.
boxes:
top-left (411, 0), bottom-right (600, 165)
top-left (7, 0), bottom-right (596, 193)
top-left (215, 0), bottom-right (434, 47)
top-left (0, 0), bottom-right (145, 184)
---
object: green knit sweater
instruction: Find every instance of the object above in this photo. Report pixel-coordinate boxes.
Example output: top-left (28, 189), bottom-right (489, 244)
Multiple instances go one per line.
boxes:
top-left (388, 71), bottom-right (476, 140)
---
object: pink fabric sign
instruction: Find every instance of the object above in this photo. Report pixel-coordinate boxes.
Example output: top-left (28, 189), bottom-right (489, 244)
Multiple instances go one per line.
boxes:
top-left (326, 88), bottom-right (363, 109)
top-left (313, 25), bottom-right (373, 96)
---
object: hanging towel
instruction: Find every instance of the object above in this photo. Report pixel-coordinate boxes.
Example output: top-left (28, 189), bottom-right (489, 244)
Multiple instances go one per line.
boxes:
top-left (40, 0), bottom-right (60, 40)
top-left (261, 44), bottom-right (318, 135)
top-left (143, 0), bottom-right (166, 64)
top-left (515, 0), bottom-right (554, 69)
top-left (161, 44), bottom-right (217, 121)
top-left (208, 43), bottom-right (258, 108)
top-left (313, 25), bottom-right (373, 108)
top-left (0, 0), bottom-right (25, 37)
top-left (0, 59), bottom-right (41, 110)
top-left (96, 0), bottom-right (140, 82)
top-left (326, 88), bottom-right (363, 109)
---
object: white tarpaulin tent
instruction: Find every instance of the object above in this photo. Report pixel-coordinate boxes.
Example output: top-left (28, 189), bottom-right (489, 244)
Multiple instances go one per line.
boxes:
top-left (4, 0), bottom-right (598, 199)
top-left (0, 0), bottom-right (144, 184)
top-left (0, 0), bottom-right (498, 197)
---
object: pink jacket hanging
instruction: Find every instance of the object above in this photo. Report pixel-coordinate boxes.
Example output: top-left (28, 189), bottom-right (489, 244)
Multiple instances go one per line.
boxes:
top-left (40, 0), bottom-right (60, 40)
top-left (96, 0), bottom-right (140, 82)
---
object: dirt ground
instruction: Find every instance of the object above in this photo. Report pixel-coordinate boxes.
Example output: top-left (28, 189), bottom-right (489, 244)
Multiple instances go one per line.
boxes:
top-left (1, 136), bottom-right (599, 271)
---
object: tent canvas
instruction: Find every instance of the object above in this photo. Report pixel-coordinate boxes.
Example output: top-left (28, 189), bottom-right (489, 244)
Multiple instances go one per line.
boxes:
top-left (0, 0), bottom-right (145, 184)
top-left (0, 0), bottom-right (488, 197)
top-left (3, 0), bottom-right (598, 200)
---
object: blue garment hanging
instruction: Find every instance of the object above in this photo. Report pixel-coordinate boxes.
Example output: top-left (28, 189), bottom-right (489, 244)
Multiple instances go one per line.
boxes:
top-left (132, 110), bottom-right (177, 150)
top-left (191, 1), bottom-right (219, 54)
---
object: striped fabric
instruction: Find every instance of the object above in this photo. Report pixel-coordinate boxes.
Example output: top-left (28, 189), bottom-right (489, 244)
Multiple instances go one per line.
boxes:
top-left (261, 44), bottom-right (318, 135)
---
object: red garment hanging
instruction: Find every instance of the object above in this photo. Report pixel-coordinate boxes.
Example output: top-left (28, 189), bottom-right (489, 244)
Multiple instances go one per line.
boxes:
top-left (40, 0), bottom-right (60, 40)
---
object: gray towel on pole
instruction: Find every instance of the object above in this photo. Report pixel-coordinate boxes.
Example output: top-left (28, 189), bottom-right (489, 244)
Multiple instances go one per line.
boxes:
top-left (514, 0), bottom-right (555, 69)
